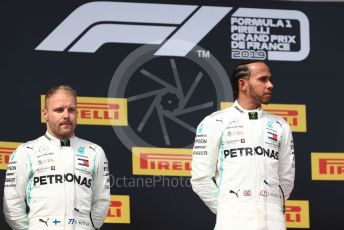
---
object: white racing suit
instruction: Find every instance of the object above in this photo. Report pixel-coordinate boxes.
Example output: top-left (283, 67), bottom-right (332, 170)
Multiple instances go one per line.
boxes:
top-left (3, 132), bottom-right (110, 230)
top-left (191, 101), bottom-right (295, 230)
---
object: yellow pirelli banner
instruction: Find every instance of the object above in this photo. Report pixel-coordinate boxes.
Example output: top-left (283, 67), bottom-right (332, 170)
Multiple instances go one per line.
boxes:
top-left (132, 147), bottom-right (192, 176)
top-left (0, 141), bottom-right (22, 170)
top-left (221, 102), bottom-right (307, 132)
top-left (104, 195), bottom-right (130, 224)
top-left (41, 95), bottom-right (128, 126)
top-left (285, 200), bottom-right (310, 228)
top-left (311, 153), bottom-right (344, 180)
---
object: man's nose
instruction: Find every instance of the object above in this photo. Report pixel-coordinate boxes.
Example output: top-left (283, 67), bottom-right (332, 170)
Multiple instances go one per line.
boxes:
top-left (267, 80), bottom-right (273, 89)
top-left (62, 109), bottom-right (70, 118)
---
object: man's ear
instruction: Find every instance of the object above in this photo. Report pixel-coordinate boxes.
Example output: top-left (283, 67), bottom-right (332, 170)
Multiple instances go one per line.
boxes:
top-left (42, 108), bottom-right (48, 122)
top-left (238, 78), bottom-right (247, 91)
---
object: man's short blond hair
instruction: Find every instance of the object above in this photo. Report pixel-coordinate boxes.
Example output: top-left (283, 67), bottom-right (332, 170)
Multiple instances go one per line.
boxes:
top-left (44, 85), bottom-right (77, 109)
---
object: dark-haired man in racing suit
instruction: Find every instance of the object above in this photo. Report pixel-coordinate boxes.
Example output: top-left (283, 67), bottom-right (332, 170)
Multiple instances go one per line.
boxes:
top-left (191, 61), bottom-right (295, 230)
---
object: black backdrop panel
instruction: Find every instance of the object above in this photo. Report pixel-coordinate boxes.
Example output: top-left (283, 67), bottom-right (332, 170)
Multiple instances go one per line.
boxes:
top-left (1, 0), bottom-right (344, 229)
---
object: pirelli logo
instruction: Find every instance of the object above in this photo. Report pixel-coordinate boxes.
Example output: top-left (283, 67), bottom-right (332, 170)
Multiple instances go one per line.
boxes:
top-left (311, 153), bottom-right (344, 180)
top-left (41, 95), bottom-right (127, 126)
top-left (0, 141), bottom-right (22, 170)
top-left (221, 102), bottom-right (306, 132)
top-left (285, 200), bottom-right (310, 228)
top-left (104, 195), bottom-right (130, 224)
top-left (132, 147), bottom-right (192, 176)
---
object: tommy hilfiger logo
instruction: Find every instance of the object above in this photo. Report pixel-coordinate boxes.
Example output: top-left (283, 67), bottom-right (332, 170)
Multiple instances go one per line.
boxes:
top-left (268, 132), bottom-right (278, 141)
top-left (78, 158), bottom-right (89, 167)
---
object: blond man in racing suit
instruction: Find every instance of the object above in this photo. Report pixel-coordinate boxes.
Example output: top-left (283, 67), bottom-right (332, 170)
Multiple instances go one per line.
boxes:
top-left (191, 61), bottom-right (295, 230)
top-left (3, 85), bottom-right (110, 229)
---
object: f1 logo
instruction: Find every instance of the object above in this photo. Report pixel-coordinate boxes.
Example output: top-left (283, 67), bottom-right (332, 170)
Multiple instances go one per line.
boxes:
top-left (36, 2), bottom-right (231, 56)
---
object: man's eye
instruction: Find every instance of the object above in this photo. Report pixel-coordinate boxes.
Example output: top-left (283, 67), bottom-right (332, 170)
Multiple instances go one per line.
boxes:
top-left (55, 108), bottom-right (64, 112)
top-left (260, 77), bottom-right (271, 83)
top-left (69, 108), bottom-right (76, 113)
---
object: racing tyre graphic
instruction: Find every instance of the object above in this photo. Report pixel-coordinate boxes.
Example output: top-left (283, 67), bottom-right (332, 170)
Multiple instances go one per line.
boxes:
top-left (108, 45), bottom-right (233, 150)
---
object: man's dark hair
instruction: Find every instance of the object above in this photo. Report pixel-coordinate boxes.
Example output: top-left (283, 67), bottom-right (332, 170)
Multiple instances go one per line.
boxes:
top-left (230, 60), bottom-right (266, 100)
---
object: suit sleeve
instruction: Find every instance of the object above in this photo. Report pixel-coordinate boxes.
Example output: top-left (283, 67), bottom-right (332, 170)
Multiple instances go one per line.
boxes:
top-left (278, 123), bottom-right (295, 200)
top-left (190, 117), bottom-right (221, 214)
top-left (3, 145), bottom-right (29, 230)
top-left (90, 147), bottom-right (111, 229)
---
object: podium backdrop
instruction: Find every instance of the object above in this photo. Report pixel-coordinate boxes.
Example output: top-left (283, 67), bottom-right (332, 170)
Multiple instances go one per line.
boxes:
top-left (1, 0), bottom-right (344, 229)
